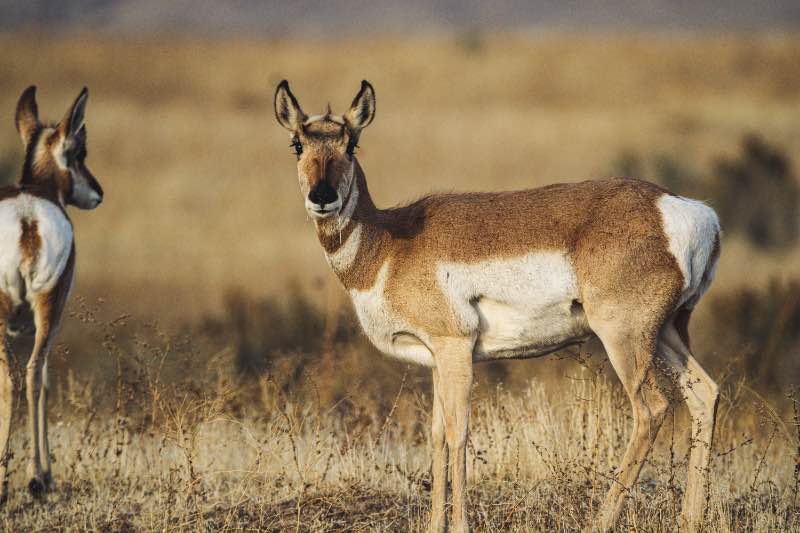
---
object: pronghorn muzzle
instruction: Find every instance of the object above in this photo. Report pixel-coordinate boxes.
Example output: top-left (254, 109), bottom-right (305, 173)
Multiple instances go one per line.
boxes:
top-left (306, 180), bottom-right (341, 218)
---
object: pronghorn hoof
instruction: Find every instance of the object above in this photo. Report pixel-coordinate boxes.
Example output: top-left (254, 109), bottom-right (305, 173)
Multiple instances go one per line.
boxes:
top-left (42, 472), bottom-right (56, 492)
top-left (28, 478), bottom-right (45, 499)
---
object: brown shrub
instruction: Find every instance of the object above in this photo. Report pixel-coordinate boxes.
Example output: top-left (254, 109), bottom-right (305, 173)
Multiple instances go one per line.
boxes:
top-left (708, 278), bottom-right (800, 391)
top-left (712, 135), bottom-right (800, 250)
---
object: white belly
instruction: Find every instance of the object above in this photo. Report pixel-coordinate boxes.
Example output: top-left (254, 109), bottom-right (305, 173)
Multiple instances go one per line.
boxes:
top-left (0, 194), bottom-right (73, 307)
top-left (349, 252), bottom-right (592, 368)
top-left (473, 296), bottom-right (589, 360)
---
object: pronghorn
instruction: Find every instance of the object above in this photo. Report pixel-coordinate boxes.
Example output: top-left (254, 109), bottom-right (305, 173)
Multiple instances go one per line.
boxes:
top-left (0, 86), bottom-right (103, 501)
top-left (274, 80), bottom-right (720, 532)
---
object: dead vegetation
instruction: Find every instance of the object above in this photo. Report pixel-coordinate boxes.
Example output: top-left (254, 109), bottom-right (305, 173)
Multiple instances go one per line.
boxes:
top-left (0, 280), bottom-right (792, 531)
top-left (0, 31), bottom-right (797, 531)
top-left (2, 321), bottom-right (798, 531)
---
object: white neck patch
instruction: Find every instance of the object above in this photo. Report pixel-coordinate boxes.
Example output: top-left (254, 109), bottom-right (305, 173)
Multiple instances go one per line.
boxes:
top-left (325, 222), bottom-right (362, 274)
top-left (323, 162), bottom-right (362, 274)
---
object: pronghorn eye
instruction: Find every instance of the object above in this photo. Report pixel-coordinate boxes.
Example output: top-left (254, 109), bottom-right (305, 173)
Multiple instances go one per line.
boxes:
top-left (290, 137), bottom-right (303, 158)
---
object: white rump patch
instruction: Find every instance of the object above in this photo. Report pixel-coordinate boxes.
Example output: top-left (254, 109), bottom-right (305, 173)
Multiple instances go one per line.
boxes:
top-left (657, 194), bottom-right (720, 308)
top-left (0, 194), bottom-right (73, 306)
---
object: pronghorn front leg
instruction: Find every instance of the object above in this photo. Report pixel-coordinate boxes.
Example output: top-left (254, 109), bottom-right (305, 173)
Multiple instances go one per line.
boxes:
top-left (430, 369), bottom-right (448, 533)
top-left (432, 337), bottom-right (473, 533)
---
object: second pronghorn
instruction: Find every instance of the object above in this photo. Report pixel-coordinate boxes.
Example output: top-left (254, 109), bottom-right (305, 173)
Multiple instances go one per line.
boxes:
top-left (0, 86), bottom-right (103, 501)
top-left (274, 80), bottom-right (720, 532)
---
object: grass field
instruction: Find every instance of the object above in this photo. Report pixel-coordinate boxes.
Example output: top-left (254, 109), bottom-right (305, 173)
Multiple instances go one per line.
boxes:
top-left (0, 31), bottom-right (798, 531)
top-left (1, 335), bottom-right (797, 532)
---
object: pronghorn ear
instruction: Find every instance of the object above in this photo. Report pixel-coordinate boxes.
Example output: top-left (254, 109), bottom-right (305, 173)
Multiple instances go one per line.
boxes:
top-left (59, 87), bottom-right (89, 139)
top-left (345, 80), bottom-right (376, 131)
top-left (274, 80), bottom-right (306, 131)
top-left (15, 85), bottom-right (39, 147)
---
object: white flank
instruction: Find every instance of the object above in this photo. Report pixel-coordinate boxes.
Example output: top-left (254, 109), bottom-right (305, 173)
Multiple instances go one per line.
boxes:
top-left (657, 194), bottom-right (720, 308)
top-left (437, 252), bottom-right (590, 360)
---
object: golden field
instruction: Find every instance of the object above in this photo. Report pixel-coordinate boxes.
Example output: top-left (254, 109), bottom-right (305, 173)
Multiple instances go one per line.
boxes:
top-left (0, 32), bottom-right (798, 531)
top-left (0, 33), bottom-right (799, 318)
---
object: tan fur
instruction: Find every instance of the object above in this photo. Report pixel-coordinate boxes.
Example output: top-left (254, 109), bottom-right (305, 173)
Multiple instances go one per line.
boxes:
top-left (25, 244), bottom-right (74, 494)
top-left (30, 128), bottom-right (73, 202)
top-left (274, 80), bottom-right (720, 533)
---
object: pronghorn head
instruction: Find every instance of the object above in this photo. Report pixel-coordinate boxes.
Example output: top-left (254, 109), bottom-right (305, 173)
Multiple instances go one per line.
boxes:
top-left (274, 80), bottom-right (375, 219)
top-left (15, 86), bottom-right (104, 209)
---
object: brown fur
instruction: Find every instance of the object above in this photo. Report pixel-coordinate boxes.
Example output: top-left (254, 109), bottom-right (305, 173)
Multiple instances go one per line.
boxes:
top-left (34, 244), bottom-right (75, 333)
top-left (23, 126), bottom-right (73, 204)
top-left (316, 163), bottom-right (685, 338)
top-left (19, 218), bottom-right (42, 267)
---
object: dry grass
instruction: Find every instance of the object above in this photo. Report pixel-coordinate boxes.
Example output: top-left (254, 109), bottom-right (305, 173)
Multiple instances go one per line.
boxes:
top-left (1, 322), bottom-right (797, 532)
top-left (0, 284), bottom-right (790, 532)
top-left (0, 31), bottom-right (798, 531)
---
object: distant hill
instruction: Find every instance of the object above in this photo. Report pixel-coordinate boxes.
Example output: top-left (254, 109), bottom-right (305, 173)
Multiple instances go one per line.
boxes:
top-left (1, 0), bottom-right (799, 35)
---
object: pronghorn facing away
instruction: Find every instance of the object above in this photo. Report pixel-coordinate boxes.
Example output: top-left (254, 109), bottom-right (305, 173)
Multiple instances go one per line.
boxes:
top-left (274, 80), bottom-right (720, 532)
top-left (0, 86), bottom-right (103, 501)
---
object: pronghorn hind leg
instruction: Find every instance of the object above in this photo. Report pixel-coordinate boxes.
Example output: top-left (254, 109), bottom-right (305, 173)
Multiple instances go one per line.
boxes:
top-left (26, 301), bottom-right (53, 498)
top-left (30, 248), bottom-right (73, 496)
top-left (27, 268), bottom-right (72, 497)
top-left (431, 337), bottom-right (473, 533)
top-left (591, 321), bottom-right (670, 532)
top-left (429, 369), bottom-right (448, 533)
top-left (659, 322), bottom-right (719, 531)
top-left (37, 359), bottom-right (54, 491)
top-left (0, 295), bottom-right (14, 504)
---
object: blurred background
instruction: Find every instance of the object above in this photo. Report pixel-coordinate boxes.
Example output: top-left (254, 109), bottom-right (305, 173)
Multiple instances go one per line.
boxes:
top-left (0, 0), bottom-right (798, 404)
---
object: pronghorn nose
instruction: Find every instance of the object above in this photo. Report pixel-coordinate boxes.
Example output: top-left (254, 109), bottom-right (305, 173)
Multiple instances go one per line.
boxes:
top-left (308, 181), bottom-right (338, 208)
